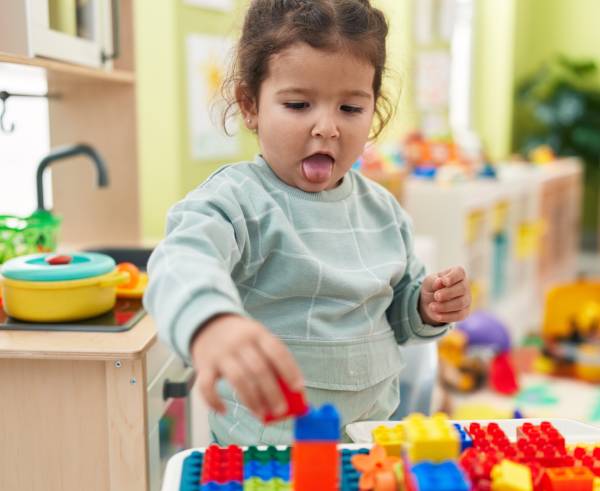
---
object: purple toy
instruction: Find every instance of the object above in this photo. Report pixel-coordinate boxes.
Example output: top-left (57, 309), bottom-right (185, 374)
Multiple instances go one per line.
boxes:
top-left (457, 311), bottom-right (511, 353)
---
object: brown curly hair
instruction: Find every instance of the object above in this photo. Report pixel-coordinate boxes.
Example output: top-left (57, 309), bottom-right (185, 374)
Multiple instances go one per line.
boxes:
top-left (222, 0), bottom-right (394, 138)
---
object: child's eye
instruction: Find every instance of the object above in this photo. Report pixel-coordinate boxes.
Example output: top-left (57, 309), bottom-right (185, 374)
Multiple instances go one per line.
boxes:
top-left (284, 102), bottom-right (309, 110)
top-left (340, 105), bottom-right (364, 114)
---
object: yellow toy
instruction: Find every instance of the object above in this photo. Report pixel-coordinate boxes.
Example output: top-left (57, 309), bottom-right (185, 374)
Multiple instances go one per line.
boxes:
top-left (372, 424), bottom-right (404, 457)
top-left (540, 280), bottom-right (600, 382)
top-left (491, 460), bottom-right (532, 491)
top-left (404, 413), bottom-right (460, 463)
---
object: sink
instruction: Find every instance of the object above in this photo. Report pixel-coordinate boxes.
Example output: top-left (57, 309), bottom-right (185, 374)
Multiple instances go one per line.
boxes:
top-left (84, 247), bottom-right (153, 271)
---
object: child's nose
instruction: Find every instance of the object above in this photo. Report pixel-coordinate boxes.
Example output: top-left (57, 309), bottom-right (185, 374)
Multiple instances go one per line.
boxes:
top-left (311, 113), bottom-right (340, 139)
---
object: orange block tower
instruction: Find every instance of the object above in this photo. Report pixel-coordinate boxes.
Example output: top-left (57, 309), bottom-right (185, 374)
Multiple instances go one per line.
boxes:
top-left (292, 404), bottom-right (340, 490)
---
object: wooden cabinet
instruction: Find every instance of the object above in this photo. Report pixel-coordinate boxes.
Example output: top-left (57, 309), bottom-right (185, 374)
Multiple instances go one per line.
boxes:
top-left (0, 316), bottom-right (186, 491)
top-left (2, 0), bottom-right (115, 68)
top-left (0, 0), bottom-right (140, 248)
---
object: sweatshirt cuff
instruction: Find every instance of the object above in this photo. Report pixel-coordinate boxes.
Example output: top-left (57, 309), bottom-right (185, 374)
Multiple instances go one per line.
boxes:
top-left (170, 295), bottom-right (247, 364)
top-left (408, 282), bottom-right (451, 339)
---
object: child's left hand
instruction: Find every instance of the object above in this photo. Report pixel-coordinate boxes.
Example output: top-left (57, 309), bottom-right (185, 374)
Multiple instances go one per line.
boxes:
top-left (419, 266), bottom-right (471, 325)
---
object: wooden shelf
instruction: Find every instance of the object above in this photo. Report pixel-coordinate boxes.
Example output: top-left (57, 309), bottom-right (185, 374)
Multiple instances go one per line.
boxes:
top-left (0, 51), bottom-right (135, 84)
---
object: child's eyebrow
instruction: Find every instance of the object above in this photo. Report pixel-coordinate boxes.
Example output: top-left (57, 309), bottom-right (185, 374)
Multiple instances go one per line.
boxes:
top-left (276, 87), bottom-right (373, 99)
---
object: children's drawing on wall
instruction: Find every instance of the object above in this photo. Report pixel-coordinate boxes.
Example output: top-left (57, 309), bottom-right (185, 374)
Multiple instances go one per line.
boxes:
top-left (186, 34), bottom-right (238, 161)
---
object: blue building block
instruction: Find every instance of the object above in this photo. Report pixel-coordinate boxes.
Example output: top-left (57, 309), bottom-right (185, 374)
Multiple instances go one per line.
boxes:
top-left (180, 451), bottom-right (204, 491)
top-left (340, 447), bottom-right (369, 491)
top-left (412, 461), bottom-right (470, 491)
top-left (294, 404), bottom-right (340, 441)
top-left (453, 423), bottom-right (473, 451)
top-left (200, 482), bottom-right (243, 491)
top-left (243, 461), bottom-right (290, 482)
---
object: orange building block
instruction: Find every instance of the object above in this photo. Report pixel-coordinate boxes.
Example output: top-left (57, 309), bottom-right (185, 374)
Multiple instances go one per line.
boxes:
top-left (541, 467), bottom-right (594, 491)
top-left (292, 441), bottom-right (338, 490)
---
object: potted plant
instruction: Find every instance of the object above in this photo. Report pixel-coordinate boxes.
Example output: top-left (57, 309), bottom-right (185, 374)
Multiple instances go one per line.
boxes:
top-left (514, 55), bottom-right (600, 250)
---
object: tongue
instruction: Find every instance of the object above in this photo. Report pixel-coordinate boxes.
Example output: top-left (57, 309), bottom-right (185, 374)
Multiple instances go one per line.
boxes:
top-left (302, 154), bottom-right (334, 183)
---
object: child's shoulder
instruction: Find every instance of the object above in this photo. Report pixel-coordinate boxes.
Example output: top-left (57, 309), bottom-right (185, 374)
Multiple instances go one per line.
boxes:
top-left (199, 160), bottom-right (260, 191)
top-left (350, 170), bottom-right (411, 221)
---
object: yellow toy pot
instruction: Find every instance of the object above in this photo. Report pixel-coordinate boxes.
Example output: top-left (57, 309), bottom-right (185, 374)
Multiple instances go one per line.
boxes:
top-left (0, 252), bottom-right (129, 322)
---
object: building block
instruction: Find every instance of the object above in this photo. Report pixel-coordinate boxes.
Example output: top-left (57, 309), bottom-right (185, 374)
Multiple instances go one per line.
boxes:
top-left (411, 461), bottom-right (470, 491)
top-left (518, 423), bottom-right (565, 451)
top-left (372, 424), bottom-right (404, 457)
top-left (263, 377), bottom-right (309, 424)
top-left (243, 461), bottom-right (290, 482)
top-left (243, 477), bottom-right (291, 491)
top-left (541, 467), bottom-right (594, 491)
top-left (245, 446), bottom-right (291, 465)
top-left (201, 483), bottom-right (243, 491)
top-left (404, 413), bottom-right (460, 463)
top-left (491, 460), bottom-right (532, 491)
top-left (180, 451), bottom-right (204, 491)
top-left (201, 445), bottom-right (244, 484)
top-left (454, 424), bottom-right (473, 451)
top-left (292, 441), bottom-right (338, 490)
top-left (294, 404), bottom-right (340, 442)
top-left (571, 446), bottom-right (600, 476)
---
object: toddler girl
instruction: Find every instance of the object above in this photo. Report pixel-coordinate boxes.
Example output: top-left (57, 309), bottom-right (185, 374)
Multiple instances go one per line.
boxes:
top-left (144, 0), bottom-right (471, 445)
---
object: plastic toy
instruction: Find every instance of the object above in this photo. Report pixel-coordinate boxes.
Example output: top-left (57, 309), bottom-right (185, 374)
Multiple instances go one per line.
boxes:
top-left (172, 405), bottom-right (600, 491)
top-left (404, 413), bottom-right (460, 463)
top-left (264, 377), bottom-right (309, 424)
top-left (538, 280), bottom-right (600, 383)
top-left (351, 445), bottom-right (401, 490)
top-left (491, 460), bottom-right (532, 491)
top-left (439, 311), bottom-right (519, 395)
top-left (292, 404), bottom-right (340, 490)
top-left (411, 461), bottom-right (470, 491)
top-left (372, 424), bottom-right (404, 456)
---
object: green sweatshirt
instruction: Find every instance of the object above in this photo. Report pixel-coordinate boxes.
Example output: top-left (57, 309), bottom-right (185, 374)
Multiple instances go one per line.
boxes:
top-left (144, 155), bottom-right (448, 444)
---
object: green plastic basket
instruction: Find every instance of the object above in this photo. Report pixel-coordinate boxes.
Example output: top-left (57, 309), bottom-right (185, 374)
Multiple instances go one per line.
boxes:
top-left (0, 210), bottom-right (62, 264)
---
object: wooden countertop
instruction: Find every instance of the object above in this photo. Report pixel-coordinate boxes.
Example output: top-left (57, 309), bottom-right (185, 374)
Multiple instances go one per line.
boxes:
top-left (0, 313), bottom-right (157, 361)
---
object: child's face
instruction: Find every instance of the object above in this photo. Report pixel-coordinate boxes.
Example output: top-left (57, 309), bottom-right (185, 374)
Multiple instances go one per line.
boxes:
top-left (247, 43), bottom-right (376, 192)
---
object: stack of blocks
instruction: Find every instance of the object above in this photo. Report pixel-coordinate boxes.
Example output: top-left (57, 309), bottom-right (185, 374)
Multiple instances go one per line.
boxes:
top-left (292, 404), bottom-right (340, 490)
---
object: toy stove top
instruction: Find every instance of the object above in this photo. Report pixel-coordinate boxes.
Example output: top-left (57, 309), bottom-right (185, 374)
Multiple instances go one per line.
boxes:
top-left (0, 298), bottom-right (146, 333)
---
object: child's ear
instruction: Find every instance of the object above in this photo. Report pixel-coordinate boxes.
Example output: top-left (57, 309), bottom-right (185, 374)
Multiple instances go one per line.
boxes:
top-left (236, 84), bottom-right (258, 130)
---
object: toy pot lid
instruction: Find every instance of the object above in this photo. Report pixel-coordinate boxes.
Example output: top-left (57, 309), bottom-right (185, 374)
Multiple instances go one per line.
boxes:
top-left (1, 252), bottom-right (116, 282)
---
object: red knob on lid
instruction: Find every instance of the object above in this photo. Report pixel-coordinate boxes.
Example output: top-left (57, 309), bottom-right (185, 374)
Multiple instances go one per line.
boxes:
top-left (46, 255), bottom-right (72, 265)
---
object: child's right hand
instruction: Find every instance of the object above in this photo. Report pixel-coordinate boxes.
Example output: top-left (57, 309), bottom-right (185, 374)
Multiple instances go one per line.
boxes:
top-left (190, 313), bottom-right (305, 421)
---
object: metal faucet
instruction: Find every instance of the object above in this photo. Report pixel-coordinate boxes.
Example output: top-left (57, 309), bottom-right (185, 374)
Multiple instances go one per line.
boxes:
top-left (36, 143), bottom-right (109, 211)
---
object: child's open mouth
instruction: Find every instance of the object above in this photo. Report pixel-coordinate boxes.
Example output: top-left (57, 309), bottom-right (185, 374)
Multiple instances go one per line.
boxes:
top-left (301, 153), bottom-right (334, 184)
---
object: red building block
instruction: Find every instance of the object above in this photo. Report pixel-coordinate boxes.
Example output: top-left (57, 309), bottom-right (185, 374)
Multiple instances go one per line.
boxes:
top-left (541, 467), bottom-right (594, 491)
top-left (200, 445), bottom-right (243, 484)
top-left (263, 377), bottom-right (309, 424)
top-left (571, 446), bottom-right (600, 476)
top-left (292, 441), bottom-right (338, 490)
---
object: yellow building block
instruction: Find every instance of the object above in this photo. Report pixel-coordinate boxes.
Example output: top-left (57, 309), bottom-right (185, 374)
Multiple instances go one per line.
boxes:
top-left (372, 424), bottom-right (404, 457)
top-left (491, 460), bottom-right (532, 491)
top-left (404, 413), bottom-right (460, 463)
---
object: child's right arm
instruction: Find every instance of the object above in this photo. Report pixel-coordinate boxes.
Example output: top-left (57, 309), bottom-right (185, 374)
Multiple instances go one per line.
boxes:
top-left (190, 313), bottom-right (305, 420)
top-left (144, 176), bottom-right (304, 421)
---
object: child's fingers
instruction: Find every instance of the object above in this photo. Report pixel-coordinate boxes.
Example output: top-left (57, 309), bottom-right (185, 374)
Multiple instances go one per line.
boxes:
top-left (219, 356), bottom-right (266, 419)
top-left (258, 335), bottom-right (305, 393)
top-left (439, 266), bottom-right (466, 287)
top-left (197, 366), bottom-right (226, 414)
top-left (238, 345), bottom-right (288, 417)
top-left (433, 281), bottom-right (469, 302)
top-left (429, 295), bottom-right (470, 314)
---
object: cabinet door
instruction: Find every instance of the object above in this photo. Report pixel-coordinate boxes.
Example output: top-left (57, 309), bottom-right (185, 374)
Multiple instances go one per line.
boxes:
top-left (27, 0), bottom-right (113, 68)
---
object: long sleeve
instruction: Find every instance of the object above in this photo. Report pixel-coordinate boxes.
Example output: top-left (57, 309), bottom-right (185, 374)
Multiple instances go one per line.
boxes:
top-left (386, 205), bottom-right (450, 344)
top-left (143, 184), bottom-right (249, 362)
